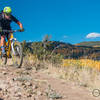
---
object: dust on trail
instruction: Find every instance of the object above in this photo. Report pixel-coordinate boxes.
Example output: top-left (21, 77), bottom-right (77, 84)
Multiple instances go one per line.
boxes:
top-left (0, 62), bottom-right (100, 100)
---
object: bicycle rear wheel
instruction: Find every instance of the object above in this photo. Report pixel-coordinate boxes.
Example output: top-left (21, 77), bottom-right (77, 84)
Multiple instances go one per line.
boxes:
top-left (11, 41), bottom-right (23, 68)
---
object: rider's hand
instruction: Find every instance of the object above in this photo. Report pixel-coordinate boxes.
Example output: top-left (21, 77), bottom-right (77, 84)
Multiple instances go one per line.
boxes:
top-left (19, 28), bottom-right (24, 32)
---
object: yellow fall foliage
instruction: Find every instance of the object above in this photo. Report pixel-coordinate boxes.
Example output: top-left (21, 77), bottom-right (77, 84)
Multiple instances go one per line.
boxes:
top-left (62, 59), bottom-right (100, 70)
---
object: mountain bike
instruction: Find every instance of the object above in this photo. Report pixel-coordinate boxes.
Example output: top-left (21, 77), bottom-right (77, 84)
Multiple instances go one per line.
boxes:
top-left (0, 29), bottom-right (23, 68)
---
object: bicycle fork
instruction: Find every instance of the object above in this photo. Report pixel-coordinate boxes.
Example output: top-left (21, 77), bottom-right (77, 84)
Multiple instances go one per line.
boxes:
top-left (11, 42), bottom-right (16, 55)
top-left (11, 38), bottom-right (16, 56)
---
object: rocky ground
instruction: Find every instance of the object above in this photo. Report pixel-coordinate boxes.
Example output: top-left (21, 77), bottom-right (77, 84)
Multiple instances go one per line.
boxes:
top-left (0, 60), bottom-right (100, 100)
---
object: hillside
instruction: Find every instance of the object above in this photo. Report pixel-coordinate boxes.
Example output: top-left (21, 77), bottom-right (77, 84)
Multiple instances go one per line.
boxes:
top-left (75, 41), bottom-right (100, 47)
top-left (22, 41), bottom-right (100, 60)
top-left (0, 41), bottom-right (100, 100)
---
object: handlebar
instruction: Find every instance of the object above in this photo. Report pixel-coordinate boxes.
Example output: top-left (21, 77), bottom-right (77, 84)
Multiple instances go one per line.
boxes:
top-left (1, 29), bottom-right (22, 33)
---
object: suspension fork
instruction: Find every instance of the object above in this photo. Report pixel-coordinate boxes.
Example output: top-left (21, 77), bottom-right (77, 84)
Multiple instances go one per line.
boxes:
top-left (11, 38), bottom-right (17, 56)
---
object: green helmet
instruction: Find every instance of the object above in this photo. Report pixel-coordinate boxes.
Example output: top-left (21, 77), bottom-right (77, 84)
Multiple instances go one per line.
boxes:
top-left (3, 7), bottom-right (12, 14)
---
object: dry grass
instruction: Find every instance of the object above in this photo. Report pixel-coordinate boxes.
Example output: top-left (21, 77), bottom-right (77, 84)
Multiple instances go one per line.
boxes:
top-left (23, 54), bottom-right (100, 89)
top-left (61, 59), bottom-right (100, 89)
top-left (63, 59), bottom-right (100, 70)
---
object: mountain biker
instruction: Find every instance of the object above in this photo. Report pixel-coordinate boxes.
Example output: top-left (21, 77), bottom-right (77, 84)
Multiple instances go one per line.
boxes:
top-left (0, 6), bottom-right (24, 55)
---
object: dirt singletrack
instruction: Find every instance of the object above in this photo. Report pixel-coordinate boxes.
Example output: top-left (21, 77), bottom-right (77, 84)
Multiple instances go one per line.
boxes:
top-left (0, 62), bottom-right (100, 100)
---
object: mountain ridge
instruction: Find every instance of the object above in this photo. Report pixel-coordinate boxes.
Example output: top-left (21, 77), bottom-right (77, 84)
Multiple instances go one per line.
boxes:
top-left (75, 41), bottom-right (100, 47)
top-left (22, 41), bottom-right (100, 60)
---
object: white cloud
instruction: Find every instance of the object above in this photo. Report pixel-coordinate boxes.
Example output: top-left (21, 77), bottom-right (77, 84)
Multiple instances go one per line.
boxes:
top-left (86, 32), bottom-right (100, 38)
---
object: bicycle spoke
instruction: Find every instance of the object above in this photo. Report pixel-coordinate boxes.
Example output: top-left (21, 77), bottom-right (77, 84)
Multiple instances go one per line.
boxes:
top-left (11, 41), bottom-right (23, 68)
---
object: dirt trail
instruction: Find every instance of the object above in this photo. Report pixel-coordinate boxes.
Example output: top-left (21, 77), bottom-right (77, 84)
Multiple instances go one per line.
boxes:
top-left (0, 64), bottom-right (99, 100)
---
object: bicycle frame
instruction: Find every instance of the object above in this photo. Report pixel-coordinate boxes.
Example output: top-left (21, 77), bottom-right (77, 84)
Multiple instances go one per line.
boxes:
top-left (5, 32), bottom-right (16, 57)
top-left (0, 29), bottom-right (23, 67)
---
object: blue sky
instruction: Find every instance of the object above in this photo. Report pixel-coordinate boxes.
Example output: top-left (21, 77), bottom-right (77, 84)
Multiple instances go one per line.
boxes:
top-left (0, 0), bottom-right (100, 44)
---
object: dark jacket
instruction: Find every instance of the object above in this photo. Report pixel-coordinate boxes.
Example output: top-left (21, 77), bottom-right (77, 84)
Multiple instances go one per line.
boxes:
top-left (0, 11), bottom-right (19, 30)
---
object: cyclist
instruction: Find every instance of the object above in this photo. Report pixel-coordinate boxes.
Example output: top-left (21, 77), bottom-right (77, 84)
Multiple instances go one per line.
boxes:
top-left (0, 6), bottom-right (24, 55)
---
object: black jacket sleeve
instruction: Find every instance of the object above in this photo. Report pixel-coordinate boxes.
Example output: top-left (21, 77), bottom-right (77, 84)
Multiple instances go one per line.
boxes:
top-left (11, 15), bottom-right (19, 23)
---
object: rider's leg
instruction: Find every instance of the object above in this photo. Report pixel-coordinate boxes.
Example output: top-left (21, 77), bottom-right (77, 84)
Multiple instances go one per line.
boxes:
top-left (1, 35), bottom-right (6, 55)
top-left (7, 33), bottom-right (10, 40)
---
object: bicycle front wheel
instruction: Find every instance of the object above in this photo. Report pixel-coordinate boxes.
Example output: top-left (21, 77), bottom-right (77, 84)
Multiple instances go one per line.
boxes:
top-left (11, 41), bottom-right (23, 68)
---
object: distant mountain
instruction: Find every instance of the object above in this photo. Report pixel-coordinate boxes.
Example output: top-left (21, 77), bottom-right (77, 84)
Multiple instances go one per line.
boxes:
top-left (75, 41), bottom-right (100, 47)
top-left (22, 41), bottom-right (100, 60)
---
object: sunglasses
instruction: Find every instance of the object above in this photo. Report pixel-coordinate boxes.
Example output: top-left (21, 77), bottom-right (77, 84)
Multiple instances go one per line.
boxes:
top-left (4, 13), bottom-right (11, 16)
